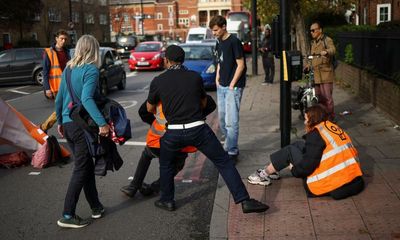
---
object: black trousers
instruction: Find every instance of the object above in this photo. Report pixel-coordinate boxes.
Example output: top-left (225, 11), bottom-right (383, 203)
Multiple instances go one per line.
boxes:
top-left (269, 141), bottom-right (364, 200)
top-left (63, 122), bottom-right (102, 216)
top-left (262, 56), bottom-right (275, 83)
top-left (130, 146), bottom-right (187, 188)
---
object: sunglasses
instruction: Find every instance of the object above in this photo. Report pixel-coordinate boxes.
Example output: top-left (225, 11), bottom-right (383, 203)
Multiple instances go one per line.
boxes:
top-left (310, 28), bottom-right (319, 33)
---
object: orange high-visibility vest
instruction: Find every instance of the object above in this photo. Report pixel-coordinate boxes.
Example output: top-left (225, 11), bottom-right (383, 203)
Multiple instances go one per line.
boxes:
top-left (306, 121), bottom-right (363, 196)
top-left (44, 48), bottom-right (63, 94)
top-left (146, 103), bottom-right (197, 153)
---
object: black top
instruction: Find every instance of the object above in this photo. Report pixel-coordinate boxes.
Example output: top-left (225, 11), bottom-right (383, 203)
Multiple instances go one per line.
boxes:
top-left (147, 68), bottom-right (207, 124)
top-left (291, 129), bottom-right (326, 178)
top-left (216, 34), bottom-right (247, 88)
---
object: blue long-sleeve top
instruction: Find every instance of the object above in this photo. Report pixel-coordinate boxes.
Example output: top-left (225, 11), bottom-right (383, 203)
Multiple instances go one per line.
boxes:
top-left (55, 64), bottom-right (107, 127)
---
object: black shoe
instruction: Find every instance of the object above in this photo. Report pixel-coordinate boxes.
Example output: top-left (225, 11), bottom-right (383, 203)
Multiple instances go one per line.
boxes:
top-left (154, 200), bottom-right (176, 211)
top-left (150, 180), bottom-right (160, 194)
top-left (241, 198), bottom-right (269, 213)
top-left (120, 185), bottom-right (138, 198)
top-left (229, 154), bottom-right (238, 164)
top-left (139, 183), bottom-right (154, 196)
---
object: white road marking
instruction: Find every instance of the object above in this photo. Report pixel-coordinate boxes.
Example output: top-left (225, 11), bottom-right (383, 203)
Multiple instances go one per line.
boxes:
top-left (7, 89), bottom-right (30, 95)
top-left (118, 100), bottom-right (137, 109)
top-left (28, 172), bottom-right (41, 175)
top-left (123, 85), bottom-right (149, 93)
top-left (126, 72), bottom-right (138, 77)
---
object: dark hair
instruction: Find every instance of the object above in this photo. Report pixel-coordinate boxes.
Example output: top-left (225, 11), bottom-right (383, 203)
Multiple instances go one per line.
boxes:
top-left (55, 29), bottom-right (69, 37)
top-left (209, 15), bottom-right (226, 28)
top-left (165, 45), bottom-right (185, 63)
top-left (305, 105), bottom-right (328, 132)
top-left (311, 21), bottom-right (323, 30)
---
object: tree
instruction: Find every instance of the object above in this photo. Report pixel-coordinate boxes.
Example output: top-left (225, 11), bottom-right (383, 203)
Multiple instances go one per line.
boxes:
top-left (243, 0), bottom-right (356, 54)
top-left (0, 0), bottom-right (43, 39)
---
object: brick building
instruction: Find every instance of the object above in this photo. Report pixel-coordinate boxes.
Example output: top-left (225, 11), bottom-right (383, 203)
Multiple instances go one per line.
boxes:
top-left (109, 0), bottom-right (248, 42)
top-left (356, 0), bottom-right (400, 25)
top-left (0, 0), bottom-right (110, 49)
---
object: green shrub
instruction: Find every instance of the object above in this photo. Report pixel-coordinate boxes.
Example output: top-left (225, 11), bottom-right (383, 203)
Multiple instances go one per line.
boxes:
top-left (377, 20), bottom-right (400, 31)
top-left (344, 44), bottom-right (354, 64)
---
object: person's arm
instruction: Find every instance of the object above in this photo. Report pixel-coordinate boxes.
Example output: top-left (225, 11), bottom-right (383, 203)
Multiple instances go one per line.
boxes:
top-left (80, 65), bottom-right (107, 127)
top-left (321, 36), bottom-right (336, 57)
top-left (291, 130), bottom-right (325, 178)
top-left (42, 50), bottom-right (53, 97)
top-left (215, 63), bottom-right (220, 86)
top-left (147, 77), bottom-right (159, 114)
top-left (146, 102), bottom-right (156, 114)
top-left (229, 58), bottom-right (245, 89)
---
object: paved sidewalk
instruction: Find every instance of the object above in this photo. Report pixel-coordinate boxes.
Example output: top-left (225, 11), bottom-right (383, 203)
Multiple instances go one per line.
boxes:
top-left (209, 59), bottom-right (400, 240)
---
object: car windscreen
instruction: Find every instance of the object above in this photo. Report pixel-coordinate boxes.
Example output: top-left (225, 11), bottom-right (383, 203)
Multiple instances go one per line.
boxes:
top-left (181, 46), bottom-right (213, 60)
top-left (117, 36), bottom-right (136, 46)
top-left (135, 43), bottom-right (161, 52)
top-left (0, 51), bottom-right (12, 62)
top-left (188, 34), bottom-right (205, 41)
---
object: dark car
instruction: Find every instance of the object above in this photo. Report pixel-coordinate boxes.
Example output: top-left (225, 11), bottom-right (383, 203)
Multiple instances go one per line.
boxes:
top-left (116, 35), bottom-right (138, 58)
top-left (70, 47), bottom-right (126, 96)
top-left (0, 48), bottom-right (44, 86)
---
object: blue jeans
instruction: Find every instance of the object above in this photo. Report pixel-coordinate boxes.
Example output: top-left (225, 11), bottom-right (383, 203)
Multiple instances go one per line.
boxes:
top-left (159, 124), bottom-right (249, 204)
top-left (217, 85), bottom-right (243, 155)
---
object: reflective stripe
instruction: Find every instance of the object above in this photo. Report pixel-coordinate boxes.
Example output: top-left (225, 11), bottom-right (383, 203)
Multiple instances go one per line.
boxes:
top-left (321, 142), bottom-right (354, 162)
top-left (49, 75), bottom-right (62, 79)
top-left (318, 125), bottom-right (338, 148)
top-left (50, 66), bottom-right (61, 69)
top-left (150, 124), bottom-right (165, 136)
top-left (307, 158), bottom-right (358, 184)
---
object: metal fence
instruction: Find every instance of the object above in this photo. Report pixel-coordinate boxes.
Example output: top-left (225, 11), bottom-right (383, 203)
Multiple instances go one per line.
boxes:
top-left (336, 31), bottom-right (400, 83)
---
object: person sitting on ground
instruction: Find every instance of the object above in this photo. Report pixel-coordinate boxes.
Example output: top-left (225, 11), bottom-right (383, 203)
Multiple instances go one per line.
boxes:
top-left (248, 105), bottom-right (364, 200)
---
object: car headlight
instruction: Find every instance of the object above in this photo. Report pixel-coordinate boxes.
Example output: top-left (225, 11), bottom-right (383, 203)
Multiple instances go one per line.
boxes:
top-left (130, 55), bottom-right (136, 60)
top-left (205, 64), bottom-right (215, 74)
top-left (152, 53), bottom-right (161, 60)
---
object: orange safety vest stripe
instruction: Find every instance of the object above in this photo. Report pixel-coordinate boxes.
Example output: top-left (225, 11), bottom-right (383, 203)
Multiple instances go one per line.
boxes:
top-left (146, 103), bottom-right (197, 153)
top-left (306, 121), bottom-right (362, 195)
top-left (45, 48), bottom-right (63, 93)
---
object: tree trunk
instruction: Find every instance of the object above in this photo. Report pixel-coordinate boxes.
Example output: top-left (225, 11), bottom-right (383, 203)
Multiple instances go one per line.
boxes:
top-left (290, 0), bottom-right (308, 56)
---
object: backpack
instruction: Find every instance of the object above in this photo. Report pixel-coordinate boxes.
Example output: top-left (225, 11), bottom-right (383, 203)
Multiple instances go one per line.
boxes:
top-left (0, 151), bottom-right (30, 168)
top-left (322, 35), bottom-right (338, 70)
top-left (31, 135), bottom-right (62, 168)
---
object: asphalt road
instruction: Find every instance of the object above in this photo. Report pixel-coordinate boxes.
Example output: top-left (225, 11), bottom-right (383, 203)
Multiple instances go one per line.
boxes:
top-left (0, 66), bottom-right (220, 240)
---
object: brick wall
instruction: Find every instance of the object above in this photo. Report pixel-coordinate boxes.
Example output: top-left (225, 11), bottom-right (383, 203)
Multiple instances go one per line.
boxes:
top-left (336, 62), bottom-right (400, 124)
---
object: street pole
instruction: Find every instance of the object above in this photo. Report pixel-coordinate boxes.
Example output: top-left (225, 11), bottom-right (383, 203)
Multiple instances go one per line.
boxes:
top-left (140, 0), bottom-right (144, 35)
top-left (280, 0), bottom-right (291, 147)
top-left (251, 0), bottom-right (258, 75)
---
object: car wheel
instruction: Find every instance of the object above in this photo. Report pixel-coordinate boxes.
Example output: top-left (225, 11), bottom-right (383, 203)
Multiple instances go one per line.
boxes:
top-left (100, 79), bottom-right (108, 96)
top-left (117, 73), bottom-right (126, 90)
top-left (34, 69), bottom-right (44, 85)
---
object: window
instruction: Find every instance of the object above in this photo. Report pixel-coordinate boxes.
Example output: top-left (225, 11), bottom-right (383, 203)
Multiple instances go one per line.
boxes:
top-left (124, 14), bottom-right (129, 22)
top-left (99, 0), bottom-right (107, 6)
top-left (178, 18), bottom-right (189, 27)
top-left (15, 49), bottom-right (35, 61)
top-left (168, 18), bottom-right (174, 26)
top-left (179, 10), bottom-right (188, 15)
top-left (168, 6), bottom-right (173, 13)
top-left (0, 51), bottom-right (12, 63)
top-left (72, 12), bottom-right (79, 23)
top-left (31, 32), bottom-right (38, 40)
top-left (99, 14), bottom-right (107, 25)
top-left (377, 4), bottom-right (391, 24)
top-left (157, 24), bottom-right (163, 31)
top-left (85, 13), bottom-right (95, 24)
top-left (33, 13), bottom-right (40, 21)
top-left (157, 12), bottom-right (162, 19)
top-left (48, 8), bottom-right (61, 22)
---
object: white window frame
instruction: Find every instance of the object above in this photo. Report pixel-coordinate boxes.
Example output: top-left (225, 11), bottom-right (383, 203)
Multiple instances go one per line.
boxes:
top-left (99, 0), bottom-right (107, 6)
top-left (85, 13), bottom-right (95, 24)
top-left (157, 24), bottom-right (163, 31)
top-left (72, 11), bottom-right (80, 23)
top-left (168, 6), bottom-right (173, 13)
top-left (157, 12), bottom-right (162, 19)
top-left (99, 14), bottom-right (107, 25)
top-left (48, 8), bottom-right (61, 22)
top-left (376, 3), bottom-right (391, 24)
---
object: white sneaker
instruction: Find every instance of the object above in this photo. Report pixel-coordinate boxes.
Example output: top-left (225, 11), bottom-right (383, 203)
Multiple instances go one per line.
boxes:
top-left (247, 169), bottom-right (271, 186)
top-left (268, 172), bottom-right (280, 180)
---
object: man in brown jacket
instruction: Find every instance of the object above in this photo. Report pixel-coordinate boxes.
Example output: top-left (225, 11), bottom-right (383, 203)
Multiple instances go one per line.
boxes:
top-left (306, 21), bottom-right (336, 120)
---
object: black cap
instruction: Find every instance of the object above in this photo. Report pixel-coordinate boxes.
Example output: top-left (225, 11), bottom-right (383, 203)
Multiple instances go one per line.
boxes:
top-left (165, 45), bottom-right (185, 63)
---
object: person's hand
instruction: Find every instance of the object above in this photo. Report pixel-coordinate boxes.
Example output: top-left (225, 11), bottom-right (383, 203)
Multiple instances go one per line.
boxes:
top-left (45, 90), bottom-right (54, 99)
top-left (57, 125), bottom-right (64, 138)
top-left (289, 163), bottom-right (294, 170)
top-left (303, 66), bottom-right (310, 74)
top-left (99, 124), bottom-right (110, 138)
top-left (229, 85), bottom-right (235, 90)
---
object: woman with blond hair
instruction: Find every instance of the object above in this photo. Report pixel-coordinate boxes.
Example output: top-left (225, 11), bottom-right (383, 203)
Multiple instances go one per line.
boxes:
top-left (55, 35), bottom-right (110, 228)
top-left (248, 105), bottom-right (364, 200)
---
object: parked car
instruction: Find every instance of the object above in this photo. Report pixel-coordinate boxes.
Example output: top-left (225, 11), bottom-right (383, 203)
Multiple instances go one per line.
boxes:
top-left (116, 35), bottom-right (138, 58)
top-left (71, 47), bottom-right (126, 95)
top-left (0, 48), bottom-right (44, 86)
top-left (180, 42), bottom-right (217, 89)
top-left (128, 41), bottom-right (165, 71)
